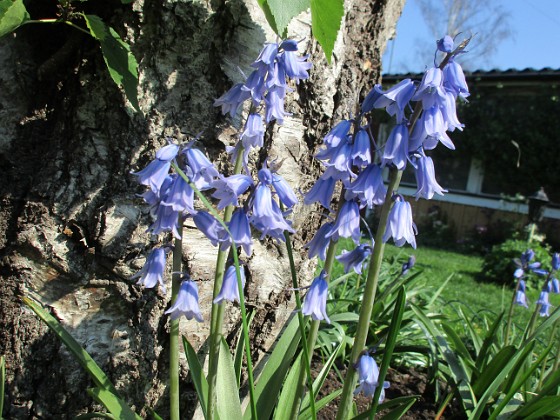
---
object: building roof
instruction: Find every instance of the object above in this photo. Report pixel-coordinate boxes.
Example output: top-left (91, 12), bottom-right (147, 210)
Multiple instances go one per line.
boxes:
top-left (382, 68), bottom-right (560, 87)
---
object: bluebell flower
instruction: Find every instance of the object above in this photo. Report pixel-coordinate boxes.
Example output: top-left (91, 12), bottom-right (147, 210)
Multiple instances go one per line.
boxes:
top-left (161, 173), bottom-right (197, 214)
top-left (537, 291), bottom-right (550, 317)
top-left (383, 195), bottom-right (417, 248)
top-left (214, 83), bottom-right (251, 117)
top-left (279, 39), bottom-right (299, 52)
top-left (132, 144), bottom-right (179, 193)
top-left (165, 278), bottom-right (203, 322)
top-left (352, 128), bottom-right (372, 167)
top-left (272, 173), bottom-right (298, 208)
top-left (437, 35), bottom-right (454, 53)
top-left (242, 70), bottom-right (267, 106)
top-left (251, 43), bottom-right (279, 73)
top-left (220, 208), bottom-right (253, 256)
top-left (551, 278), bottom-right (560, 294)
top-left (131, 247), bottom-right (167, 293)
top-left (347, 164), bottom-right (387, 208)
top-left (440, 89), bottom-right (464, 132)
top-left (302, 271), bottom-right (330, 323)
top-left (326, 199), bottom-right (362, 245)
top-left (443, 59), bottom-right (469, 99)
top-left (412, 67), bottom-right (445, 109)
top-left (552, 253), bottom-right (560, 271)
top-left (521, 249), bottom-right (535, 265)
top-left (304, 176), bottom-right (337, 210)
top-left (401, 255), bottom-right (416, 275)
top-left (265, 86), bottom-right (288, 124)
top-left (381, 124), bottom-right (409, 170)
top-left (140, 175), bottom-right (174, 215)
top-left (325, 140), bottom-right (354, 175)
top-left (148, 203), bottom-right (182, 239)
top-left (214, 265), bottom-right (245, 304)
top-left (250, 184), bottom-right (294, 240)
top-left (372, 79), bottom-right (416, 123)
top-left (409, 106), bottom-right (455, 151)
top-left (305, 222), bottom-right (334, 261)
top-left (211, 174), bottom-right (254, 210)
top-left (323, 120), bottom-right (352, 147)
top-left (354, 354), bottom-right (390, 402)
top-left (184, 147), bottom-right (220, 190)
top-left (315, 131), bottom-right (350, 162)
top-left (414, 154), bottom-right (447, 200)
top-left (361, 84), bottom-right (383, 113)
top-left (279, 49), bottom-right (312, 83)
top-left (515, 279), bottom-right (529, 308)
top-left (241, 113), bottom-right (265, 149)
top-left (513, 249), bottom-right (546, 280)
top-left (336, 243), bottom-right (372, 274)
top-left (193, 211), bottom-right (226, 247)
top-left (265, 61), bottom-right (288, 90)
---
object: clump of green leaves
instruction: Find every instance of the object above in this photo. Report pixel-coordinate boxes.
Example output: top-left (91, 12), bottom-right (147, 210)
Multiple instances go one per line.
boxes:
top-left (0, 0), bottom-right (139, 111)
top-left (481, 238), bottom-right (551, 286)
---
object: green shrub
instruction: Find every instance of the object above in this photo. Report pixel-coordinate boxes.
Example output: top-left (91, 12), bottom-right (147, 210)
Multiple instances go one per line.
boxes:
top-left (480, 238), bottom-right (551, 286)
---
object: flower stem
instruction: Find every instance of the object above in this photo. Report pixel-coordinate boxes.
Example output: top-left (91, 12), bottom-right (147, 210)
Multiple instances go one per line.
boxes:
top-left (284, 229), bottom-right (317, 420)
top-left (336, 168), bottom-right (402, 420)
top-left (169, 217), bottom-right (184, 420)
top-left (504, 278), bottom-right (522, 346)
top-left (202, 153), bottom-right (244, 420)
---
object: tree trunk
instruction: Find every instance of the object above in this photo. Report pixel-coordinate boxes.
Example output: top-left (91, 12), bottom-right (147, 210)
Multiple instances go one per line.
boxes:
top-left (0, 0), bottom-right (404, 417)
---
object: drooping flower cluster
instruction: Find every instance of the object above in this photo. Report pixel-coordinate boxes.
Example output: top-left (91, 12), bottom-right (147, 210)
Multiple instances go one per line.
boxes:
top-left (302, 35), bottom-right (470, 323)
top-left (513, 250), bottom-right (559, 316)
top-left (215, 39), bottom-right (312, 167)
top-left (130, 40), bottom-right (311, 322)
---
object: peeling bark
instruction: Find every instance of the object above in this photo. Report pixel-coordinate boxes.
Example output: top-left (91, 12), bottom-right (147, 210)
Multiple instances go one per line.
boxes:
top-left (0, 0), bottom-right (405, 418)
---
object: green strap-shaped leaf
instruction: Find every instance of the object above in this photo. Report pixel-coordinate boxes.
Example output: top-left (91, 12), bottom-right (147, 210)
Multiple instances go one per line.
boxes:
top-left (275, 352), bottom-right (304, 419)
top-left (83, 14), bottom-right (139, 111)
top-left (0, 0), bottom-right (29, 38)
top-left (22, 297), bottom-right (119, 395)
top-left (349, 396), bottom-right (419, 420)
top-left (265, 0), bottom-right (310, 37)
top-left (310, 0), bottom-right (343, 64)
top-left (411, 303), bottom-right (475, 414)
top-left (216, 339), bottom-right (243, 420)
top-left (299, 389), bottom-right (342, 419)
top-left (0, 355), bottom-right (5, 419)
top-left (183, 337), bottom-right (209, 419)
top-left (87, 388), bottom-right (141, 420)
top-left (243, 315), bottom-right (300, 420)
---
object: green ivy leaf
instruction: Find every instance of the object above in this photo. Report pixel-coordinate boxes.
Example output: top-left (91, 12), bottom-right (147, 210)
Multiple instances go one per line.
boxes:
top-left (310, 0), bottom-right (343, 64)
top-left (0, 0), bottom-right (30, 38)
top-left (266, 0), bottom-right (309, 37)
top-left (83, 14), bottom-right (140, 111)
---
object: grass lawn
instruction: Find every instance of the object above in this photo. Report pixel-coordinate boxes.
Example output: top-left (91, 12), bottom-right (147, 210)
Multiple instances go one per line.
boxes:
top-left (382, 244), bottom-right (559, 337)
top-left (332, 240), bottom-right (558, 342)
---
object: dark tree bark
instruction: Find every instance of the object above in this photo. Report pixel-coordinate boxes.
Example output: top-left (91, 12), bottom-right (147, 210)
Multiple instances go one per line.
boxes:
top-left (0, 0), bottom-right (404, 417)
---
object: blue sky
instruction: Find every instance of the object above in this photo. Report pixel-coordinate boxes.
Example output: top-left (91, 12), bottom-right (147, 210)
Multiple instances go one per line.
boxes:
top-left (382, 0), bottom-right (560, 74)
